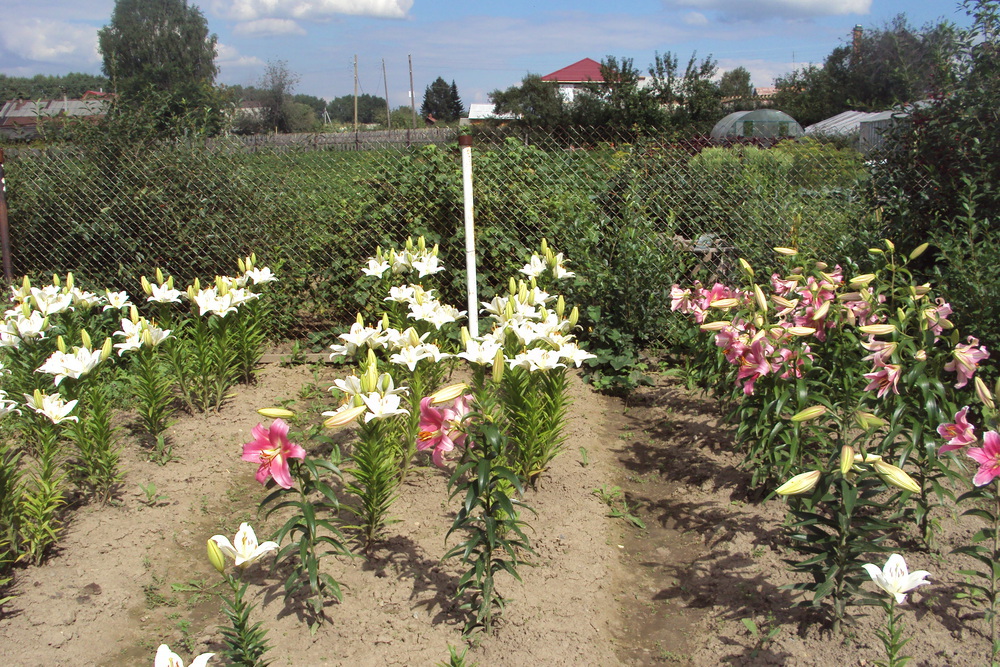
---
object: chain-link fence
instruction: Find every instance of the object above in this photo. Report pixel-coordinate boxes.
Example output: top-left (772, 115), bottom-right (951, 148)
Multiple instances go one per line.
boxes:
top-left (2, 126), bottom-right (881, 347)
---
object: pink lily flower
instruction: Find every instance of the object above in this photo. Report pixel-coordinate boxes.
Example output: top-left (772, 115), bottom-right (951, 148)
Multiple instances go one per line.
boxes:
top-left (736, 339), bottom-right (773, 396)
top-left (968, 431), bottom-right (1000, 486)
top-left (945, 336), bottom-right (989, 389)
top-left (242, 418), bottom-right (306, 489)
top-left (937, 406), bottom-right (977, 454)
top-left (416, 395), bottom-right (472, 467)
top-left (863, 361), bottom-right (901, 398)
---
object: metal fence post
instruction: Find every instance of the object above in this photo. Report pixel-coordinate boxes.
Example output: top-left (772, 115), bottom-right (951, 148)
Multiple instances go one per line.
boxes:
top-left (459, 133), bottom-right (479, 336)
top-left (0, 148), bottom-right (12, 283)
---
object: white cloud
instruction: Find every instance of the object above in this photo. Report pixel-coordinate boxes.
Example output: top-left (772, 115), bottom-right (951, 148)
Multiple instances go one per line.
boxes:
top-left (213, 0), bottom-right (413, 22)
top-left (216, 43), bottom-right (265, 68)
top-left (0, 18), bottom-right (100, 66)
top-left (683, 11), bottom-right (709, 26)
top-left (234, 18), bottom-right (307, 36)
top-left (666, 0), bottom-right (872, 20)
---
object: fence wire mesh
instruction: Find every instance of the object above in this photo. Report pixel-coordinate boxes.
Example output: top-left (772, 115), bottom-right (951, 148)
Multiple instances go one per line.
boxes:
top-left (3, 126), bottom-right (880, 347)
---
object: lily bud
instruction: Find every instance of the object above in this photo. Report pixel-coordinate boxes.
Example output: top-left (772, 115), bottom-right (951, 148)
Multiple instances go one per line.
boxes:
top-left (257, 407), bottom-right (295, 419)
top-left (753, 285), bottom-right (767, 312)
top-left (710, 298), bottom-right (740, 309)
top-left (141, 327), bottom-right (153, 347)
top-left (207, 539), bottom-right (226, 574)
top-left (556, 295), bottom-right (566, 319)
top-left (855, 410), bottom-right (886, 430)
top-left (812, 300), bottom-right (831, 321)
top-left (518, 281), bottom-right (528, 304)
top-left (140, 276), bottom-right (152, 296)
top-left (492, 347), bottom-right (505, 383)
top-left (64, 272), bottom-right (74, 292)
top-left (155, 268), bottom-right (165, 285)
top-left (540, 237), bottom-right (549, 256)
top-left (773, 247), bottom-right (797, 256)
top-left (869, 247), bottom-right (884, 255)
top-left (790, 405), bottom-right (827, 422)
top-left (775, 470), bottom-right (821, 496)
top-left (568, 306), bottom-right (579, 328)
top-left (430, 383), bottom-right (470, 404)
top-left (56, 335), bottom-right (67, 353)
top-left (191, 277), bottom-right (199, 292)
top-left (504, 300), bottom-right (515, 322)
top-left (884, 239), bottom-right (895, 252)
top-left (167, 276), bottom-right (175, 289)
top-left (814, 261), bottom-right (828, 271)
top-left (699, 320), bottom-right (732, 331)
top-left (849, 274), bottom-right (876, 287)
top-left (873, 460), bottom-right (920, 494)
top-left (405, 237), bottom-right (414, 251)
top-left (508, 277), bottom-right (517, 295)
top-left (356, 312), bottom-right (365, 326)
top-left (840, 446), bottom-right (855, 476)
top-left (431, 243), bottom-right (439, 257)
top-left (237, 257), bottom-right (246, 274)
top-left (407, 327), bottom-right (421, 347)
top-left (79, 329), bottom-right (92, 350)
top-left (100, 337), bottom-right (113, 362)
top-left (324, 404), bottom-right (367, 428)
top-left (382, 313), bottom-right (390, 331)
top-left (21, 275), bottom-right (31, 292)
top-left (739, 258), bottom-right (754, 278)
top-left (913, 349), bottom-right (927, 361)
top-left (52, 273), bottom-right (60, 287)
top-left (417, 235), bottom-right (426, 251)
top-left (460, 326), bottom-right (471, 347)
top-left (859, 324), bottom-right (897, 336)
top-left (786, 326), bottom-right (816, 337)
top-left (975, 376), bottom-right (995, 410)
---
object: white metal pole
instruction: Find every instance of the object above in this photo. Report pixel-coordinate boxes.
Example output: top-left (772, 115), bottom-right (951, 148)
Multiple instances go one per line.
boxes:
top-left (459, 134), bottom-right (479, 335)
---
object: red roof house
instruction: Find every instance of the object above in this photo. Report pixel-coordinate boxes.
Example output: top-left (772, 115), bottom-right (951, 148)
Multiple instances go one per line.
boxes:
top-left (541, 58), bottom-right (605, 103)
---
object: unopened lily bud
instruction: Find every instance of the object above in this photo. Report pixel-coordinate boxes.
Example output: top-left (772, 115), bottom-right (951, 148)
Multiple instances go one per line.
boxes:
top-left (859, 324), bottom-right (896, 336)
top-left (855, 410), bottom-right (886, 430)
top-left (504, 300), bottom-right (515, 322)
top-left (191, 277), bottom-right (199, 293)
top-left (408, 327), bottom-right (421, 347)
top-left (773, 247), bottom-right (797, 256)
top-left (751, 285), bottom-right (767, 312)
top-left (508, 277), bottom-right (517, 295)
top-left (356, 312), bottom-right (365, 326)
top-left (975, 376), bottom-right (995, 410)
top-left (56, 335), bottom-right (67, 353)
top-left (790, 405), bottom-right (827, 422)
top-left (840, 446), bottom-right (855, 476)
top-left (141, 276), bottom-right (153, 296)
top-left (216, 277), bottom-right (230, 296)
top-left (207, 539), bottom-right (226, 574)
top-left (52, 273), bottom-right (60, 287)
top-left (155, 268), bottom-right (165, 285)
top-left (568, 306), bottom-right (579, 328)
top-left (324, 404), bottom-right (367, 428)
top-left (838, 292), bottom-right (863, 302)
top-left (417, 236), bottom-right (426, 251)
top-left (21, 275), bottom-right (30, 292)
top-left (430, 383), bottom-right (470, 404)
top-left (249, 252), bottom-right (257, 269)
top-left (710, 298), bottom-right (740, 309)
top-left (257, 407), bottom-right (295, 419)
top-left (431, 243), bottom-right (439, 257)
top-left (885, 239), bottom-right (895, 252)
top-left (141, 327), bottom-right (153, 347)
top-left (873, 460), bottom-right (920, 494)
top-left (79, 329), bottom-right (92, 350)
top-left (237, 257), bottom-right (246, 274)
top-left (869, 247), bottom-right (884, 255)
top-left (775, 470), bottom-right (821, 496)
top-left (167, 276), bottom-right (175, 289)
top-left (786, 326), bottom-right (816, 337)
top-left (382, 313), bottom-right (390, 331)
top-left (914, 349), bottom-right (927, 361)
top-left (460, 326), bottom-right (471, 347)
top-left (100, 337), bottom-right (113, 361)
top-left (699, 320), bottom-right (732, 332)
top-left (739, 258), bottom-right (754, 278)
top-left (492, 347), bottom-right (505, 383)
top-left (814, 261), bottom-right (828, 271)
top-left (850, 274), bottom-right (876, 287)
top-left (378, 373), bottom-right (394, 394)
top-left (773, 295), bottom-right (795, 309)
top-left (540, 238), bottom-right (549, 256)
top-left (897, 307), bottom-right (906, 323)
top-left (518, 281), bottom-right (528, 304)
top-left (405, 237), bottom-right (414, 251)
top-left (556, 295), bottom-right (566, 319)
top-left (64, 272), bottom-right (74, 292)
top-left (812, 300), bottom-right (831, 321)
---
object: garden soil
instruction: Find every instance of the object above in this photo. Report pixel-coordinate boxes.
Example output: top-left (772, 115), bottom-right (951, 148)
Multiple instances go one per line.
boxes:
top-left (0, 363), bottom-right (989, 666)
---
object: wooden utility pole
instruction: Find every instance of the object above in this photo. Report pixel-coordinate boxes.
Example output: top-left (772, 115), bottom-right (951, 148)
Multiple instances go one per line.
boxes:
top-left (382, 59), bottom-right (391, 130)
top-left (409, 54), bottom-right (417, 129)
top-left (353, 54), bottom-right (359, 132)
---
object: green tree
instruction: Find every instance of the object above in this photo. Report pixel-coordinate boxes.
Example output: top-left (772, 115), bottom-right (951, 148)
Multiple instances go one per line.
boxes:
top-left (719, 67), bottom-right (755, 100)
top-left (0, 73), bottom-right (110, 105)
top-left (326, 93), bottom-right (389, 124)
top-left (571, 56), bottom-right (665, 133)
top-left (420, 77), bottom-right (462, 122)
top-left (258, 60), bottom-right (299, 133)
top-left (648, 50), bottom-right (721, 131)
top-left (489, 74), bottom-right (567, 129)
top-left (98, 0), bottom-right (219, 131)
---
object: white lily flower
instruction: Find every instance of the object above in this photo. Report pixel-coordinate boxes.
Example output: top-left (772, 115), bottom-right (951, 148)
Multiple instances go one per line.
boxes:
top-left (147, 283), bottom-right (184, 304)
top-left (246, 266), bottom-right (276, 284)
top-left (458, 337), bottom-right (503, 365)
top-left (389, 345), bottom-right (432, 371)
top-left (862, 553), bottom-right (930, 604)
top-left (155, 644), bottom-right (215, 667)
top-left (331, 375), bottom-right (364, 397)
top-left (411, 254), bottom-right (444, 277)
top-left (508, 348), bottom-right (565, 372)
top-left (114, 318), bottom-right (145, 356)
top-left (414, 343), bottom-right (450, 363)
top-left (23, 391), bottom-right (79, 424)
top-left (37, 347), bottom-right (102, 385)
top-left (31, 285), bottom-right (74, 316)
top-left (103, 290), bottom-right (132, 311)
top-left (210, 523), bottom-right (278, 568)
top-left (360, 392), bottom-right (409, 422)
top-left (558, 343), bottom-right (597, 367)
top-left (13, 311), bottom-right (50, 339)
top-left (551, 253), bottom-right (575, 279)
top-left (520, 254), bottom-right (547, 278)
top-left (362, 258), bottom-right (390, 278)
top-left (0, 390), bottom-right (20, 418)
top-left (385, 285), bottom-right (417, 304)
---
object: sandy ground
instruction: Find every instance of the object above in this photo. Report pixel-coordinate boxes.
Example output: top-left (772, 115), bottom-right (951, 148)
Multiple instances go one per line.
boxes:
top-left (0, 364), bottom-right (991, 666)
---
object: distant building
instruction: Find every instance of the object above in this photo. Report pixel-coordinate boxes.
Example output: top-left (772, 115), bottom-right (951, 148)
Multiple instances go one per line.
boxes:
top-left (0, 92), bottom-right (111, 140)
top-left (460, 103), bottom-right (519, 127)
top-left (711, 109), bottom-right (804, 143)
top-left (805, 109), bottom-right (899, 152)
top-left (540, 58), bottom-right (605, 104)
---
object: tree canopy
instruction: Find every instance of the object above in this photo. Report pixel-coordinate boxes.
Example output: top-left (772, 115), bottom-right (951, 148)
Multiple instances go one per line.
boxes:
top-left (0, 73), bottom-right (110, 105)
top-left (420, 77), bottom-right (463, 122)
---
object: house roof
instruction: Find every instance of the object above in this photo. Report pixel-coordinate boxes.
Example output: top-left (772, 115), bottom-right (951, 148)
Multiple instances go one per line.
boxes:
top-left (805, 110), bottom-right (896, 137)
top-left (0, 97), bottom-right (109, 132)
top-left (467, 103), bottom-right (518, 120)
top-left (541, 58), bottom-right (604, 83)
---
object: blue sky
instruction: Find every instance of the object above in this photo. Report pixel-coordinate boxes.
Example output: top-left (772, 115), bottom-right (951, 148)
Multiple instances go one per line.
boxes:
top-left (0, 0), bottom-right (972, 109)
